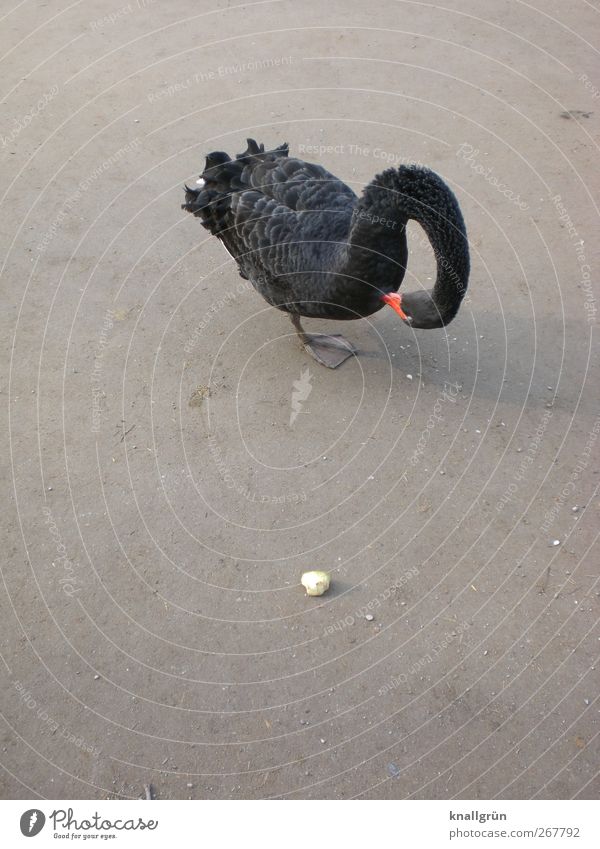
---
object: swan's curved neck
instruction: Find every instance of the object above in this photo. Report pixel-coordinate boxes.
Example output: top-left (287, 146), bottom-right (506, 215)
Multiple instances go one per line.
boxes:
top-left (346, 167), bottom-right (470, 327)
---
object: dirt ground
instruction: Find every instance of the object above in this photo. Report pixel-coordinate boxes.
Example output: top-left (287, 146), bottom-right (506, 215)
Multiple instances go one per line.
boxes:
top-left (1, 0), bottom-right (599, 800)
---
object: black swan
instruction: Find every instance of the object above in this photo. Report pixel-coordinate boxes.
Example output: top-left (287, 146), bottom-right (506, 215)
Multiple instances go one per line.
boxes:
top-left (182, 139), bottom-right (469, 368)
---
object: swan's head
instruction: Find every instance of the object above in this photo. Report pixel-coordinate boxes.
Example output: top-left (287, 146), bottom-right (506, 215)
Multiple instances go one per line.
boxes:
top-left (381, 291), bottom-right (451, 329)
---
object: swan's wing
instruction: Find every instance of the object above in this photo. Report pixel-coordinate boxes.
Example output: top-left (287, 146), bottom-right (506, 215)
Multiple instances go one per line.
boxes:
top-left (243, 152), bottom-right (357, 213)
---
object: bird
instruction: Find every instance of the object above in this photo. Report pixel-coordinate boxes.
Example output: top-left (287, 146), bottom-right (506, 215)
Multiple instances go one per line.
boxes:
top-left (182, 139), bottom-right (469, 368)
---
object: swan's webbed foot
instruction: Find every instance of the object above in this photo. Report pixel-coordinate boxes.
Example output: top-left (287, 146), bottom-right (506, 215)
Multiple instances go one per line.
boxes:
top-left (301, 332), bottom-right (356, 368)
top-left (291, 315), bottom-right (356, 369)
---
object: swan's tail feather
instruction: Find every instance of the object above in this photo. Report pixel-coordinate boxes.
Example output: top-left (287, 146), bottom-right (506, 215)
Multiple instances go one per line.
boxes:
top-left (181, 138), bottom-right (289, 234)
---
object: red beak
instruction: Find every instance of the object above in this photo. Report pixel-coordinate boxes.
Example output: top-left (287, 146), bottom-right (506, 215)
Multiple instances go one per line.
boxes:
top-left (381, 292), bottom-right (409, 321)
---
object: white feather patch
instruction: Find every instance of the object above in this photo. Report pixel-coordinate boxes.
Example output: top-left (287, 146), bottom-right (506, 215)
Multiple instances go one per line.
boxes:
top-left (196, 178), bottom-right (205, 187)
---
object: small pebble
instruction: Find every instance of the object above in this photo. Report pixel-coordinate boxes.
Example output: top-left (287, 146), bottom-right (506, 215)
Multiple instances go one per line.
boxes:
top-left (406, 374), bottom-right (413, 380)
top-left (550, 539), bottom-right (560, 546)
top-left (186, 782), bottom-right (194, 788)
top-left (94, 675), bottom-right (100, 680)
top-left (572, 506), bottom-right (579, 513)
top-left (387, 762), bottom-right (401, 778)
top-left (365, 614), bottom-right (374, 621)
top-left (584, 699), bottom-right (590, 706)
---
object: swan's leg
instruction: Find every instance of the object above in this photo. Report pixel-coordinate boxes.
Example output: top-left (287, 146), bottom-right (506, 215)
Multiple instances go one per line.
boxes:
top-left (290, 314), bottom-right (356, 369)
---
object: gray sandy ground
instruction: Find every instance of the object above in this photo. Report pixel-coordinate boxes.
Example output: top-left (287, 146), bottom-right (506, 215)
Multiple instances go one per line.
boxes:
top-left (1, 0), bottom-right (598, 800)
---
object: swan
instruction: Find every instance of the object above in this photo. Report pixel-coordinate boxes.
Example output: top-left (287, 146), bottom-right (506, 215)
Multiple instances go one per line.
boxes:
top-left (182, 139), bottom-right (469, 368)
